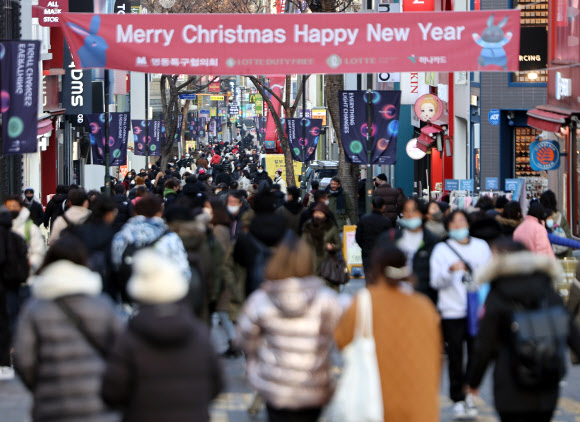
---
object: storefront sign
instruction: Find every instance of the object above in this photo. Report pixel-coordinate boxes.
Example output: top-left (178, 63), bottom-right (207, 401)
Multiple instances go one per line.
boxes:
top-left (35, 0), bottom-right (69, 27)
top-left (505, 178), bottom-right (519, 191)
top-left (460, 179), bottom-right (474, 192)
top-left (286, 118), bottom-right (322, 162)
top-left (485, 177), bottom-right (498, 190)
top-left (86, 113), bottom-right (130, 165)
top-left (0, 41), bottom-right (41, 155)
top-left (488, 109), bottom-right (500, 126)
top-left (400, 72), bottom-right (429, 105)
top-left (114, 0), bottom-right (131, 14)
top-left (377, 72), bottom-right (400, 83)
top-left (402, 0), bottom-right (434, 12)
top-left (519, 26), bottom-right (547, 71)
top-left (445, 179), bottom-right (459, 191)
top-left (62, 42), bottom-right (93, 115)
top-left (264, 154), bottom-right (302, 184)
top-left (209, 76), bottom-right (221, 93)
top-left (229, 103), bottom-right (239, 116)
top-left (311, 108), bottom-right (327, 126)
top-left (530, 140), bottom-right (560, 171)
top-left (210, 95), bottom-right (224, 101)
top-left (339, 90), bottom-right (401, 165)
top-left (59, 10), bottom-right (521, 75)
top-left (414, 94), bottom-right (443, 122)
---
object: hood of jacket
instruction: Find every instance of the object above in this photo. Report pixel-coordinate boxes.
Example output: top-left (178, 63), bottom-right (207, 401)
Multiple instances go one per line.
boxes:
top-left (51, 193), bottom-right (68, 205)
top-left (123, 215), bottom-right (167, 241)
top-left (0, 210), bottom-right (12, 229)
top-left (129, 303), bottom-right (197, 347)
top-left (168, 219), bottom-right (207, 250)
top-left (64, 205), bottom-right (92, 225)
top-left (495, 215), bottom-right (523, 228)
top-left (262, 276), bottom-right (323, 318)
top-left (31, 260), bottom-right (102, 300)
top-left (282, 201), bottom-right (303, 215)
top-left (475, 251), bottom-right (563, 288)
top-left (12, 207), bottom-right (31, 230)
top-left (164, 188), bottom-right (177, 198)
top-left (249, 213), bottom-right (287, 247)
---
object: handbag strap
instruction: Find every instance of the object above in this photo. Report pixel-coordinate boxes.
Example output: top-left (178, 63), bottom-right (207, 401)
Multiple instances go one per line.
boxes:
top-left (54, 298), bottom-right (107, 358)
top-left (354, 288), bottom-right (373, 339)
top-left (445, 241), bottom-right (473, 274)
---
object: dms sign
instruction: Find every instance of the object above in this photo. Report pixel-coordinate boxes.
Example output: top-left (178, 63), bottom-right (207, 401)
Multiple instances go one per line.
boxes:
top-left (62, 42), bottom-right (93, 115)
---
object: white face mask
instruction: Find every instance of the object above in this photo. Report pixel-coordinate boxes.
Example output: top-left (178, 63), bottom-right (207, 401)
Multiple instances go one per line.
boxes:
top-left (324, 199), bottom-right (330, 206)
top-left (227, 204), bottom-right (241, 215)
top-left (257, 169), bottom-right (263, 174)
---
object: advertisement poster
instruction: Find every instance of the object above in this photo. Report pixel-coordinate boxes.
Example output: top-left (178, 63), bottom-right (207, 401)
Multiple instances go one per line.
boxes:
top-left (286, 118), bottom-right (322, 162)
top-left (0, 41), bottom-right (41, 155)
top-left (86, 112), bottom-right (130, 165)
top-left (160, 114), bottom-right (183, 145)
top-left (132, 119), bottom-right (161, 156)
top-left (264, 154), bottom-right (303, 185)
top-left (338, 90), bottom-right (401, 165)
top-left (59, 10), bottom-right (521, 75)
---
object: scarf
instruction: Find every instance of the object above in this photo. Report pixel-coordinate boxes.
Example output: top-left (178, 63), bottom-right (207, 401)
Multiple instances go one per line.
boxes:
top-left (328, 187), bottom-right (346, 215)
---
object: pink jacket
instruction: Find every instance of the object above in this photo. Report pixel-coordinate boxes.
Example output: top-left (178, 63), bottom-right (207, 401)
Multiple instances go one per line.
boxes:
top-left (513, 215), bottom-right (555, 259)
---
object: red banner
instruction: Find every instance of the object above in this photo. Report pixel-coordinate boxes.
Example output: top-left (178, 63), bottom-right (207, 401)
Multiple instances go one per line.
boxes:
top-left (34, 0), bottom-right (69, 27)
top-left (59, 10), bottom-right (520, 75)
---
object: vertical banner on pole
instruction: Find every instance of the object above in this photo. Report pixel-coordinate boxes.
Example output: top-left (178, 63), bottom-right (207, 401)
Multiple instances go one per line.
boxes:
top-left (160, 114), bottom-right (183, 145)
top-left (286, 118), bottom-right (322, 162)
top-left (87, 113), bottom-right (130, 165)
top-left (132, 119), bottom-right (161, 156)
top-left (338, 90), bottom-right (401, 165)
top-left (0, 41), bottom-right (41, 155)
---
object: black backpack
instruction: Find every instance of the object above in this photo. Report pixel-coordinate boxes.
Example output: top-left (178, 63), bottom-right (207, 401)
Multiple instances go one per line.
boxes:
top-left (1, 230), bottom-right (30, 290)
top-left (509, 300), bottom-right (569, 389)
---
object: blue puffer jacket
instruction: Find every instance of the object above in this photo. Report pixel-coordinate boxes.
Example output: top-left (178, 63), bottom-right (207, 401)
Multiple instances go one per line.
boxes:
top-left (548, 232), bottom-right (580, 250)
top-left (111, 216), bottom-right (191, 282)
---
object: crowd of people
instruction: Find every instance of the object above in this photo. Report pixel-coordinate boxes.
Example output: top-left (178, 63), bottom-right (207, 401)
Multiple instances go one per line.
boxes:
top-left (0, 140), bottom-right (580, 422)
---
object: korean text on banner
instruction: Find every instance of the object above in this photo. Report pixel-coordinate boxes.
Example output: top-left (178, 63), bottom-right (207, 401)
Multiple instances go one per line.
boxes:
top-left (86, 113), bottom-right (130, 165)
top-left (1, 41), bottom-right (41, 155)
top-left (59, 10), bottom-right (521, 75)
top-left (338, 90), bottom-right (401, 165)
top-left (264, 154), bottom-right (303, 185)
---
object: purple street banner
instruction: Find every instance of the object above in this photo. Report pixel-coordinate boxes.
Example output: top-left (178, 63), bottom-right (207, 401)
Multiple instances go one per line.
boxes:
top-left (161, 114), bottom-right (183, 145)
top-left (254, 116), bottom-right (267, 139)
top-left (216, 116), bottom-right (223, 134)
top-left (1, 41), bottom-right (41, 155)
top-left (209, 117), bottom-right (217, 137)
top-left (338, 90), bottom-right (401, 165)
top-left (286, 118), bottom-right (322, 162)
top-left (86, 113), bottom-right (130, 165)
top-left (132, 119), bottom-right (161, 156)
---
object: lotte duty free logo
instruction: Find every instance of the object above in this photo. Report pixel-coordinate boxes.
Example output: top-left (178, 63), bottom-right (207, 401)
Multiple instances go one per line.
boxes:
top-left (530, 140), bottom-right (560, 171)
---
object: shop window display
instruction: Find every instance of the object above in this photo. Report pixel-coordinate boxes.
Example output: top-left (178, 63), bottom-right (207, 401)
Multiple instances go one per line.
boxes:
top-left (515, 127), bottom-right (549, 199)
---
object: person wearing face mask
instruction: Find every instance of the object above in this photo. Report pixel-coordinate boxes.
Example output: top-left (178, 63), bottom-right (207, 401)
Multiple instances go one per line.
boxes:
top-left (513, 201), bottom-right (555, 259)
top-left (253, 165), bottom-right (271, 187)
top-left (430, 210), bottom-right (492, 420)
top-left (298, 191), bottom-right (336, 235)
top-left (227, 191), bottom-right (249, 240)
top-left (424, 201), bottom-right (448, 240)
top-left (273, 169), bottom-right (287, 195)
top-left (301, 204), bottom-right (341, 284)
top-left (4, 195), bottom-right (46, 274)
top-left (377, 198), bottom-right (440, 303)
top-left (23, 188), bottom-right (44, 227)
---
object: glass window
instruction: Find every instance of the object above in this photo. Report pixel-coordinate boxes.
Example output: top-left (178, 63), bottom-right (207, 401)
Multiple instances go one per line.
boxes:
top-left (553, 0), bottom-right (580, 63)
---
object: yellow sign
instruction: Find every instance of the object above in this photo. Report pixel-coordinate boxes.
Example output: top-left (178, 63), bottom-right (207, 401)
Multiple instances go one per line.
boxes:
top-left (312, 108), bottom-right (327, 126)
top-left (264, 154), bottom-right (303, 185)
top-left (342, 225), bottom-right (364, 278)
top-left (210, 107), bottom-right (217, 117)
top-left (197, 96), bottom-right (203, 108)
top-left (185, 141), bottom-right (196, 153)
top-left (210, 95), bottom-right (224, 101)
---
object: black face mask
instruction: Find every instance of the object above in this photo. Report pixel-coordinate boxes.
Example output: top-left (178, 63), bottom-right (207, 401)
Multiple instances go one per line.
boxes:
top-left (313, 216), bottom-right (325, 226)
top-left (10, 210), bottom-right (20, 220)
top-left (25, 195), bottom-right (33, 201)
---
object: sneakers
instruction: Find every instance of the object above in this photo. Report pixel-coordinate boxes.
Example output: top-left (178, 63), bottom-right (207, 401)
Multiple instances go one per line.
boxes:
top-left (0, 366), bottom-right (15, 380)
top-left (452, 402), bottom-right (468, 420)
top-left (453, 396), bottom-right (478, 421)
top-left (465, 393), bottom-right (479, 418)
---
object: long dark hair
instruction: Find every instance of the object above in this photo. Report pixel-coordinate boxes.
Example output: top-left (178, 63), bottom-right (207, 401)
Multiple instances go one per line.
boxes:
top-left (38, 235), bottom-right (88, 274)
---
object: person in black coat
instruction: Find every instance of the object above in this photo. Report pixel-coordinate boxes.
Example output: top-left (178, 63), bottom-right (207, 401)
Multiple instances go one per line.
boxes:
top-left (355, 196), bottom-right (393, 279)
top-left (102, 249), bottom-right (224, 422)
top-left (43, 185), bottom-right (68, 231)
top-left (469, 240), bottom-right (580, 422)
top-left (112, 184), bottom-right (133, 233)
top-left (298, 190), bottom-right (336, 235)
top-left (23, 188), bottom-right (44, 226)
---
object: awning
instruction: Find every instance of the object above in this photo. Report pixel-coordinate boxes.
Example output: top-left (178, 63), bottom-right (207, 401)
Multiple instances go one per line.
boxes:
top-left (37, 119), bottom-right (53, 136)
top-left (527, 108), bottom-right (569, 133)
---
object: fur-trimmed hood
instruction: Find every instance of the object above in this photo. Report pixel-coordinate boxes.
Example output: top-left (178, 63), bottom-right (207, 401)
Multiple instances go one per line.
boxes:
top-left (31, 260), bottom-right (102, 300)
top-left (495, 215), bottom-right (523, 228)
top-left (475, 251), bottom-right (563, 286)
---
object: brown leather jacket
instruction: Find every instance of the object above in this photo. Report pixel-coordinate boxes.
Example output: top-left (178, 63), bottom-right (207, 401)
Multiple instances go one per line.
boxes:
top-left (236, 276), bottom-right (343, 409)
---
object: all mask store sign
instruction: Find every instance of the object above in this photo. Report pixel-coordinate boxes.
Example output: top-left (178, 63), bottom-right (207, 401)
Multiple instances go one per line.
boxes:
top-left (59, 10), bottom-right (521, 75)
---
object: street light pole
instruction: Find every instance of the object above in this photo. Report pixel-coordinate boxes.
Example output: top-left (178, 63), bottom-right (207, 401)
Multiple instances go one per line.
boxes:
top-left (104, 70), bottom-right (111, 197)
top-left (365, 89), bottom-right (373, 214)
